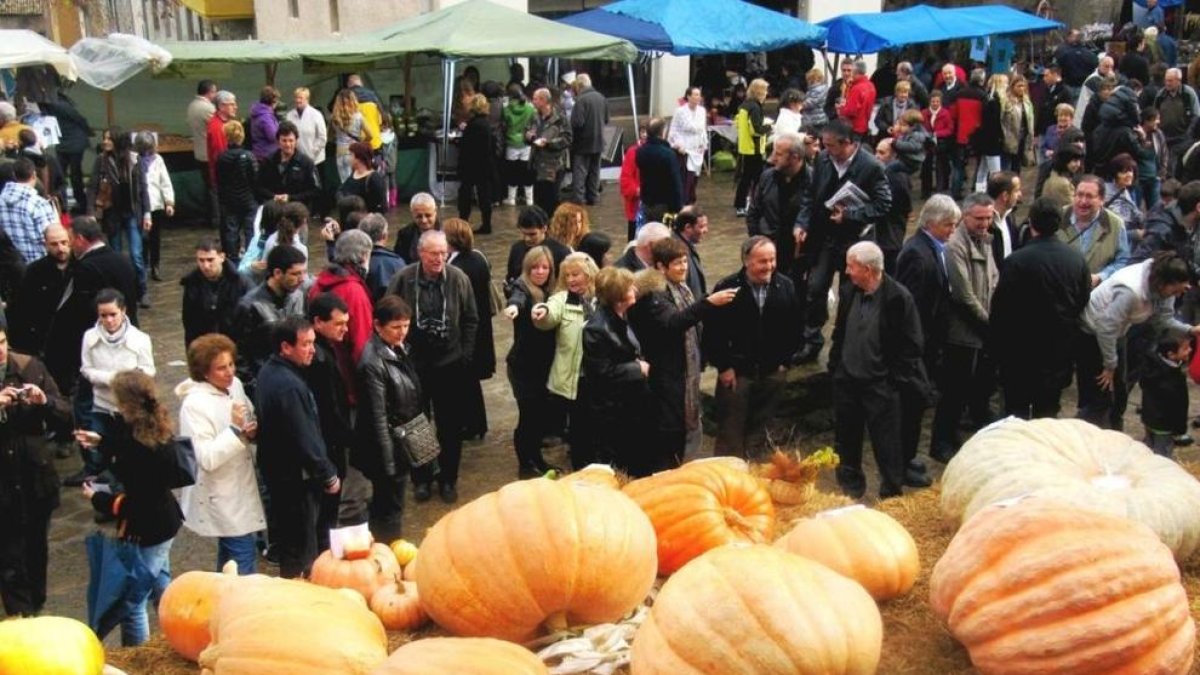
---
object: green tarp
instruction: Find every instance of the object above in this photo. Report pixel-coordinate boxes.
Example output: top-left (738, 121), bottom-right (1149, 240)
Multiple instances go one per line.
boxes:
top-left (162, 0), bottom-right (637, 65)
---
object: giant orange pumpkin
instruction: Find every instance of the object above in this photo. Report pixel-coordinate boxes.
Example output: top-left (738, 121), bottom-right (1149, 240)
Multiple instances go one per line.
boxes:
top-left (158, 563), bottom-right (237, 661)
top-left (309, 543), bottom-right (401, 601)
top-left (416, 477), bottom-right (657, 641)
top-left (622, 461), bottom-right (774, 575)
top-left (774, 505), bottom-right (918, 601)
top-left (930, 497), bottom-right (1195, 674)
top-left (369, 637), bottom-right (548, 674)
top-left (630, 545), bottom-right (882, 674)
top-left (198, 574), bottom-right (388, 674)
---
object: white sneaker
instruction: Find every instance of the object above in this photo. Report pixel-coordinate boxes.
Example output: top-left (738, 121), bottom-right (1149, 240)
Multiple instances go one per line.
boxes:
top-left (502, 198), bottom-right (516, 206)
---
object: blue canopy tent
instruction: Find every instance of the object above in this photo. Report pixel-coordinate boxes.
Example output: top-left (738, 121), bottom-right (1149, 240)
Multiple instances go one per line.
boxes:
top-left (558, 0), bottom-right (826, 55)
top-left (820, 4), bottom-right (1062, 55)
top-left (559, 0), bottom-right (826, 127)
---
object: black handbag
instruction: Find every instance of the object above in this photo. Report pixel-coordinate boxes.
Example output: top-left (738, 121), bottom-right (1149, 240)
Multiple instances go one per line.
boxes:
top-left (391, 413), bottom-right (440, 468)
top-left (164, 437), bottom-right (198, 489)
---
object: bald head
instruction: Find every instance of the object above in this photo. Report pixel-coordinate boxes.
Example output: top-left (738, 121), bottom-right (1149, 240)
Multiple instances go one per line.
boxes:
top-left (45, 224), bottom-right (70, 264)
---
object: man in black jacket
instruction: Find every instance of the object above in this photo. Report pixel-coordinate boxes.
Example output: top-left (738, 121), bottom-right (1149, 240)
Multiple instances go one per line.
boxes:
top-left (873, 139), bottom-right (912, 275)
top-left (505, 206), bottom-right (570, 288)
top-left (991, 197), bottom-right (1093, 419)
top-left (895, 195), bottom-right (958, 467)
top-left (1055, 30), bottom-right (1099, 89)
top-left (8, 224), bottom-right (69, 356)
top-left (1133, 179), bottom-right (1200, 263)
top-left (306, 293), bottom-right (358, 535)
top-left (255, 317), bottom-right (340, 579)
top-left (672, 206), bottom-right (709, 298)
top-left (794, 119), bottom-right (892, 362)
top-left (635, 118), bottom-right (682, 215)
top-left (392, 192), bottom-right (439, 264)
top-left (703, 236), bottom-right (802, 459)
top-left (570, 74), bottom-right (608, 205)
top-left (830, 241), bottom-right (928, 500)
top-left (747, 132), bottom-right (809, 283)
top-left (987, 171), bottom-right (1023, 262)
top-left (255, 121), bottom-right (320, 213)
top-left (231, 245), bottom-right (307, 399)
top-left (180, 237), bottom-right (250, 346)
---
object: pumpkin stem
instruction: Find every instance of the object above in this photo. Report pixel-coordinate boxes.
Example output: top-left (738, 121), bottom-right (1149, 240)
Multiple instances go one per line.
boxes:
top-left (544, 611), bottom-right (569, 633)
top-left (723, 507), bottom-right (766, 543)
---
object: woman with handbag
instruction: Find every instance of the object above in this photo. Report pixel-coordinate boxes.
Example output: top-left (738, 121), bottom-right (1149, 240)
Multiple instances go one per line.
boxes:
top-left (175, 334), bottom-right (264, 575)
top-left (444, 218), bottom-right (495, 440)
top-left (355, 295), bottom-right (429, 536)
top-left (88, 127), bottom-right (151, 307)
top-left (78, 370), bottom-right (182, 646)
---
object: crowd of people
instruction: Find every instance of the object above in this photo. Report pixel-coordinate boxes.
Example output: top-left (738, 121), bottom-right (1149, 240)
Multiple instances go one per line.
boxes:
top-left (4, 14), bottom-right (1200, 646)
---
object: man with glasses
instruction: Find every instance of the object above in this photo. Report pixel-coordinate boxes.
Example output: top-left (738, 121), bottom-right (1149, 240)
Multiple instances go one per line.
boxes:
top-left (1058, 175), bottom-right (1131, 287)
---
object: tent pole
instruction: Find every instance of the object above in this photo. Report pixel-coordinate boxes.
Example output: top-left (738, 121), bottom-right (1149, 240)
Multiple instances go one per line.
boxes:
top-left (104, 91), bottom-right (114, 127)
top-left (442, 58), bottom-right (455, 209)
top-left (627, 62), bottom-right (638, 137)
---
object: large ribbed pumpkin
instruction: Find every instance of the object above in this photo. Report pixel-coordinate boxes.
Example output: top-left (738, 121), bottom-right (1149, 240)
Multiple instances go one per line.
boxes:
top-left (774, 505), bottom-right (918, 601)
top-left (0, 616), bottom-right (105, 675)
top-left (941, 417), bottom-right (1200, 558)
top-left (415, 477), bottom-right (657, 641)
top-left (370, 637), bottom-right (548, 674)
top-left (631, 545), bottom-right (881, 674)
top-left (309, 542), bottom-right (401, 601)
top-left (198, 574), bottom-right (388, 674)
top-left (930, 497), bottom-right (1195, 675)
top-left (159, 563), bottom-right (237, 661)
top-left (622, 461), bottom-right (774, 575)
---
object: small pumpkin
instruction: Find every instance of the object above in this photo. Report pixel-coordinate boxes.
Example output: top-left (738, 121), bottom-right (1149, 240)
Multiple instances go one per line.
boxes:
top-left (774, 505), bottom-right (919, 601)
top-left (310, 542), bottom-right (401, 601)
top-left (198, 574), bottom-right (388, 674)
top-left (0, 615), bottom-right (105, 675)
top-left (402, 556), bottom-right (418, 582)
top-left (389, 539), bottom-right (418, 567)
top-left (158, 561), bottom-right (238, 661)
top-left (631, 545), bottom-right (882, 674)
top-left (369, 578), bottom-right (428, 631)
top-left (416, 477), bottom-right (657, 641)
top-left (930, 497), bottom-right (1195, 674)
top-left (623, 461), bottom-right (774, 575)
top-left (370, 637), bottom-right (548, 674)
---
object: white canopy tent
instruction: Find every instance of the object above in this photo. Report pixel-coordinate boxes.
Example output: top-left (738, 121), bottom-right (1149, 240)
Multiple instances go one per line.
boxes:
top-left (0, 30), bottom-right (77, 81)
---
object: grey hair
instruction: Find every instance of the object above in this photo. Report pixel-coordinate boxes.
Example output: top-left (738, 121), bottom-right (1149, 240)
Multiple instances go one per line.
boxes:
top-left (214, 90), bottom-right (236, 106)
top-left (533, 87), bottom-right (551, 104)
top-left (418, 228), bottom-right (448, 250)
top-left (919, 194), bottom-right (962, 230)
top-left (636, 222), bottom-right (671, 248)
top-left (774, 131), bottom-right (806, 157)
top-left (853, 60), bottom-right (868, 75)
top-left (897, 61), bottom-right (914, 75)
top-left (961, 192), bottom-right (995, 211)
top-left (0, 102), bottom-right (15, 124)
top-left (409, 192), bottom-right (436, 210)
top-left (575, 73), bottom-right (592, 88)
top-left (358, 213), bottom-right (388, 244)
top-left (333, 229), bottom-right (372, 265)
top-left (133, 130), bottom-right (157, 154)
top-left (969, 68), bottom-right (987, 87)
top-left (1167, 67), bottom-right (1183, 80)
top-left (741, 235), bottom-right (774, 262)
top-left (847, 241), bottom-right (884, 272)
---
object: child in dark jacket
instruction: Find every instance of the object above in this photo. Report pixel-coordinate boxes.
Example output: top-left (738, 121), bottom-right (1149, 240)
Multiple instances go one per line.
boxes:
top-left (892, 109), bottom-right (930, 174)
top-left (1141, 330), bottom-right (1191, 457)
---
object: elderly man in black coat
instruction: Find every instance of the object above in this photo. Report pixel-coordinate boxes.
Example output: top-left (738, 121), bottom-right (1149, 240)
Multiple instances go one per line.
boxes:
top-left (895, 194), bottom-right (959, 469)
top-left (635, 117), bottom-right (683, 215)
top-left (570, 73), bottom-right (608, 205)
top-left (793, 119), bottom-right (892, 363)
top-left (255, 317), bottom-right (341, 579)
top-left (747, 131), bottom-right (810, 283)
top-left (830, 241), bottom-right (928, 500)
top-left (991, 197), bottom-right (1093, 419)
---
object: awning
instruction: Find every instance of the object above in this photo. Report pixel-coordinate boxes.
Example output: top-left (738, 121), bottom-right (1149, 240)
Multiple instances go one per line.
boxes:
top-left (0, 29), bottom-right (77, 80)
top-left (177, 0), bottom-right (255, 20)
top-left (820, 4), bottom-right (1062, 55)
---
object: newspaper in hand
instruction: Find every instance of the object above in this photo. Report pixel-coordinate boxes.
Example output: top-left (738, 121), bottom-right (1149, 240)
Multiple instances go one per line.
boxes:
top-left (824, 181), bottom-right (869, 212)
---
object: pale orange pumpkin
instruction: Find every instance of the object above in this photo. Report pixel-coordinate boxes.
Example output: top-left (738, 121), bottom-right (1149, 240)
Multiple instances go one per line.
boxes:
top-left (369, 578), bottom-right (428, 631)
top-left (402, 556), bottom-right (418, 582)
top-left (158, 564), bottom-right (237, 662)
top-left (930, 497), bottom-right (1195, 674)
top-left (631, 545), bottom-right (882, 674)
top-left (370, 637), bottom-right (548, 674)
top-left (309, 543), bottom-right (401, 601)
top-left (622, 461), bottom-right (774, 575)
top-left (561, 463), bottom-right (620, 489)
top-left (416, 478), bottom-right (657, 641)
top-left (774, 505), bottom-right (919, 601)
top-left (199, 574), bottom-right (388, 674)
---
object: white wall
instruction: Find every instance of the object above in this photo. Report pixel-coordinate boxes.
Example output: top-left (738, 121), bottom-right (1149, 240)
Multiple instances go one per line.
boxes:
top-left (803, 0), bottom-right (883, 76)
top-left (651, 54), bottom-right (690, 119)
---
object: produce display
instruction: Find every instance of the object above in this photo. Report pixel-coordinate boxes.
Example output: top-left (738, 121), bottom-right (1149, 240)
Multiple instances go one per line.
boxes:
top-left (941, 416), bottom-right (1200, 559)
top-left (0, 615), bottom-right (105, 675)
top-left (370, 637), bottom-right (548, 674)
top-left (623, 461), bottom-right (775, 575)
top-left (630, 545), bottom-right (882, 674)
top-left (415, 477), bottom-right (658, 641)
top-left (931, 496), bottom-right (1195, 674)
top-left (774, 505), bottom-right (918, 601)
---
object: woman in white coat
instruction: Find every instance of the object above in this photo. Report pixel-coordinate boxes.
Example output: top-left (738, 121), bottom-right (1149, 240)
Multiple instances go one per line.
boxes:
top-left (176, 333), bottom-right (264, 574)
top-left (134, 131), bottom-right (174, 283)
top-left (668, 86), bottom-right (708, 206)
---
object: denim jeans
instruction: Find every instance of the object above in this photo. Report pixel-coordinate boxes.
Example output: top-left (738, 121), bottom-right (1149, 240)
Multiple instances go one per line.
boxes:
top-left (217, 534), bottom-right (258, 575)
top-left (96, 538), bottom-right (172, 646)
top-left (108, 214), bottom-right (147, 300)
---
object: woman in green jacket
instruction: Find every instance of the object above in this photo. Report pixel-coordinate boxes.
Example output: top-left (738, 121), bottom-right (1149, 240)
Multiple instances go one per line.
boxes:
top-left (531, 251), bottom-right (599, 469)
top-left (502, 83), bottom-right (537, 206)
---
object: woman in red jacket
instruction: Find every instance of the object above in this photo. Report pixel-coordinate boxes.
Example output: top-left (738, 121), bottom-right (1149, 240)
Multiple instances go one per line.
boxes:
top-left (923, 90), bottom-right (956, 193)
top-left (619, 126), bottom-right (647, 241)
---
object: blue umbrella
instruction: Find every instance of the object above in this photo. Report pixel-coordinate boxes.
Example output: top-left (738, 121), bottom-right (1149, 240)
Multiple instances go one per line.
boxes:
top-left (85, 530), bottom-right (154, 638)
